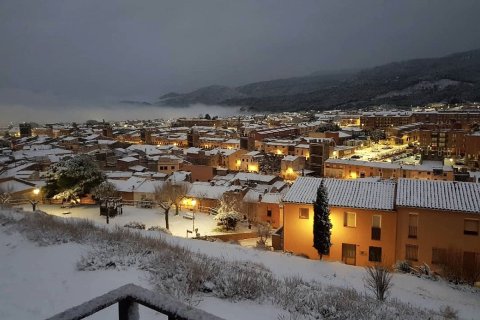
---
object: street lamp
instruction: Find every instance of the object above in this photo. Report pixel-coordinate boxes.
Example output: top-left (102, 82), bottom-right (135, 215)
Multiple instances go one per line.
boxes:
top-left (31, 188), bottom-right (40, 211)
top-left (186, 200), bottom-right (198, 238)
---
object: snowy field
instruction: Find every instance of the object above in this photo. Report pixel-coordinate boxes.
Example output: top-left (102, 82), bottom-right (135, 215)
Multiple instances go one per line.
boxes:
top-left (1, 208), bottom-right (479, 319)
top-left (15, 204), bottom-right (251, 237)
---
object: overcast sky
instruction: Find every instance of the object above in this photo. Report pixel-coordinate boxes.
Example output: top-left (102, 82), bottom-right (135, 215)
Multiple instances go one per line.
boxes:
top-left (1, 0), bottom-right (480, 122)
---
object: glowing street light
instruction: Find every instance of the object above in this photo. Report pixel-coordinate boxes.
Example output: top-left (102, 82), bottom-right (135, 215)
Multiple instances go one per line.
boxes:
top-left (31, 188), bottom-right (40, 211)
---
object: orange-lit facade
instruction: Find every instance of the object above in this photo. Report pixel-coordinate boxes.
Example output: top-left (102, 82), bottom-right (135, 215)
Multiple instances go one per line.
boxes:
top-left (282, 178), bottom-right (480, 273)
top-left (395, 207), bottom-right (480, 274)
top-left (283, 203), bottom-right (397, 266)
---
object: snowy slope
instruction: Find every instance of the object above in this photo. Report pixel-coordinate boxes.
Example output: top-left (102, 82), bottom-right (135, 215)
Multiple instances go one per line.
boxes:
top-left (0, 208), bottom-right (479, 319)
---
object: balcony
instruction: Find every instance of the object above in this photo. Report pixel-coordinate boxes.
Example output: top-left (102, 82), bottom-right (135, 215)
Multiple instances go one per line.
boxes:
top-left (408, 226), bottom-right (417, 239)
top-left (46, 283), bottom-right (223, 320)
top-left (371, 227), bottom-right (381, 240)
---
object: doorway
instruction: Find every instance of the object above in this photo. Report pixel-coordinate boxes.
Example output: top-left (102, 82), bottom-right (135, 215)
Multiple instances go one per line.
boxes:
top-left (342, 243), bottom-right (357, 265)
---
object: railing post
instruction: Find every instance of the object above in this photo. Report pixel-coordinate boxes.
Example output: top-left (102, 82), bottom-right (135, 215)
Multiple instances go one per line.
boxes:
top-left (118, 299), bottom-right (139, 320)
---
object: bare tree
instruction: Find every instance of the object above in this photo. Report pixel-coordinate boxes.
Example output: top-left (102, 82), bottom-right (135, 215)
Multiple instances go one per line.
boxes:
top-left (172, 182), bottom-right (190, 215)
top-left (154, 181), bottom-right (190, 230)
top-left (256, 221), bottom-right (271, 248)
top-left (364, 265), bottom-right (393, 301)
top-left (0, 185), bottom-right (13, 208)
top-left (214, 195), bottom-right (243, 231)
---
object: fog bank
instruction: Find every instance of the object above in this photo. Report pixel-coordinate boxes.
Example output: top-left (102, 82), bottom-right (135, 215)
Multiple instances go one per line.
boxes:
top-left (0, 89), bottom-right (241, 126)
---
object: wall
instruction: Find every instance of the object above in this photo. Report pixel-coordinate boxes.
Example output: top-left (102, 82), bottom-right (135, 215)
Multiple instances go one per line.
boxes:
top-left (283, 203), bottom-right (397, 267)
top-left (181, 164), bottom-right (215, 182)
top-left (395, 207), bottom-right (480, 269)
top-left (256, 202), bottom-right (282, 229)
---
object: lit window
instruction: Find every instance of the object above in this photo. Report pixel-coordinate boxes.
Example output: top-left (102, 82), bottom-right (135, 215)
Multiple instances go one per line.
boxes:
top-left (299, 208), bottom-right (309, 219)
top-left (344, 212), bottom-right (356, 227)
top-left (372, 215), bottom-right (381, 228)
top-left (371, 215), bottom-right (381, 240)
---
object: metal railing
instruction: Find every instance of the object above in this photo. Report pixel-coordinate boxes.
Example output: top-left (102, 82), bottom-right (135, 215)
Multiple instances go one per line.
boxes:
top-left (46, 283), bottom-right (224, 320)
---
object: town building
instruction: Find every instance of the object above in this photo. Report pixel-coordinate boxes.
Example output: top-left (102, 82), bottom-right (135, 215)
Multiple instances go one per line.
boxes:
top-left (281, 177), bottom-right (480, 273)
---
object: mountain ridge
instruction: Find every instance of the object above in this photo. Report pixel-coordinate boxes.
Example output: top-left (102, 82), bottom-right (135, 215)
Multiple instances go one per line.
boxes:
top-left (152, 48), bottom-right (480, 110)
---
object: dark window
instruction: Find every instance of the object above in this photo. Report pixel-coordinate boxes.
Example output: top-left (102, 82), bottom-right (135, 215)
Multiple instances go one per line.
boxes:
top-left (171, 166), bottom-right (175, 169)
top-left (267, 209), bottom-right (272, 217)
top-left (408, 214), bottom-right (418, 238)
top-left (406, 244), bottom-right (418, 261)
top-left (299, 208), bottom-right (309, 219)
top-left (464, 219), bottom-right (479, 236)
top-left (371, 215), bottom-right (381, 240)
top-left (369, 246), bottom-right (382, 262)
top-left (371, 227), bottom-right (381, 241)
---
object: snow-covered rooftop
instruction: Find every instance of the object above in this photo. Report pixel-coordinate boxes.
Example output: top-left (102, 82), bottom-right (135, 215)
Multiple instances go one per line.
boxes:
top-left (187, 182), bottom-right (241, 200)
top-left (233, 172), bottom-right (277, 184)
top-left (283, 177), bottom-right (395, 211)
top-left (118, 156), bottom-right (138, 163)
top-left (285, 177), bottom-right (480, 213)
top-left (261, 193), bottom-right (282, 204)
top-left (282, 155), bottom-right (299, 162)
top-left (105, 171), bottom-right (133, 179)
top-left (396, 179), bottom-right (480, 213)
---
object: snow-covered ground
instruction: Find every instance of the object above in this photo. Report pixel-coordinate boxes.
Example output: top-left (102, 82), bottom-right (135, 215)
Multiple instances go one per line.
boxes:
top-left (0, 221), bottom-right (285, 320)
top-left (1, 208), bottom-right (479, 319)
top-left (16, 204), bottom-right (251, 237)
top-left (350, 144), bottom-right (409, 161)
top-left (0, 230), bottom-right (159, 319)
top-left (171, 237), bottom-right (480, 319)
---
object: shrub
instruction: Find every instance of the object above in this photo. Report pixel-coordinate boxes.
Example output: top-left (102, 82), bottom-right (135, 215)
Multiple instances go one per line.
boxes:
top-left (124, 221), bottom-right (146, 230)
top-left (439, 305), bottom-right (458, 320)
top-left (147, 225), bottom-right (172, 235)
top-left (409, 263), bottom-right (438, 281)
top-left (394, 260), bottom-right (411, 273)
top-left (364, 265), bottom-right (393, 301)
top-left (256, 222), bottom-right (271, 249)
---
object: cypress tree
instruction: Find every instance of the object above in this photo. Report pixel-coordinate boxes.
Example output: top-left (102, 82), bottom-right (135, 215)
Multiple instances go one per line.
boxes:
top-left (313, 180), bottom-right (332, 259)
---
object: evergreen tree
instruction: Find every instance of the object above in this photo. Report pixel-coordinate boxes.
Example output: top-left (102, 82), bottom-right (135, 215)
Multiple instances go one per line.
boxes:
top-left (313, 180), bottom-right (332, 259)
top-left (43, 154), bottom-right (106, 199)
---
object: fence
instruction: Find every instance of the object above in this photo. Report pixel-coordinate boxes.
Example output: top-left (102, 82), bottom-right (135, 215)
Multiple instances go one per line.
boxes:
top-left (46, 283), bottom-right (224, 320)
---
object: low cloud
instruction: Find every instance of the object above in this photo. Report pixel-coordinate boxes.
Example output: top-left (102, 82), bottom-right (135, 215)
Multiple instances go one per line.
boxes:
top-left (0, 89), bottom-right (241, 126)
